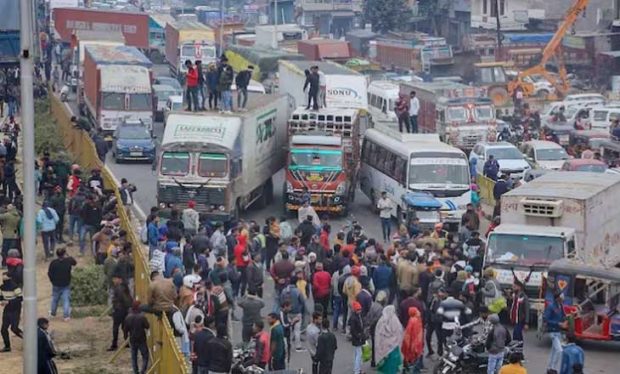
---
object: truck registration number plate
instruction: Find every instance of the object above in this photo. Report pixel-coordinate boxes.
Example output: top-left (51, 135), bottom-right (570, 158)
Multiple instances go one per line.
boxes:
top-left (130, 152), bottom-right (142, 157)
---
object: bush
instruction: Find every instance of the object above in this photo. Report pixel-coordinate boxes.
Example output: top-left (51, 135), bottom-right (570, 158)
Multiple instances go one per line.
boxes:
top-left (34, 98), bottom-right (65, 159)
top-left (71, 265), bottom-right (107, 306)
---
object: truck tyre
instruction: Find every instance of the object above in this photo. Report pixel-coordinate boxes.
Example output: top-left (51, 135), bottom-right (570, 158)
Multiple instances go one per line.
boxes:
top-left (264, 179), bottom-right (274, 205)
top-left (233, 199), bottom-right (242, 220)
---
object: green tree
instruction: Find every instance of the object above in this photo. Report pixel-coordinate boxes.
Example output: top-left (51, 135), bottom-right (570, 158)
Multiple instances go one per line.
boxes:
top-left (364, 0), bottom-right (411, 33)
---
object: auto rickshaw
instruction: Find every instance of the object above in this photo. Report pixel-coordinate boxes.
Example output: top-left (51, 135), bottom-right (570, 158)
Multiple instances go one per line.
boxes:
top-left (401, 191), bottom-right (443, 231)
top-left (539, 259), bottom-right (620, 342)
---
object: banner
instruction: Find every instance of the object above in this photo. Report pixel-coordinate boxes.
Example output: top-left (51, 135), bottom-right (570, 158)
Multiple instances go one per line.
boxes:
top-left (324, 74), bottom-right (368, 109)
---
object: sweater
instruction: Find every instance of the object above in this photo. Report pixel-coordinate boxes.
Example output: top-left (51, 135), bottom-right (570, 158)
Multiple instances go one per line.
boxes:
top-left (47, 256), bottom-right (77, 287)
top-left (238, 295), bottom-right (265, 326)
top-left (36, 207), bottom-right (59, 232)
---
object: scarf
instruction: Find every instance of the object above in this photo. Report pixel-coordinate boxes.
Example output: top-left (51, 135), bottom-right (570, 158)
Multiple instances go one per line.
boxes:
top-left (374, 305), bottom-right (403, 364)
top-left (401, 307), bottom-right (424, 364)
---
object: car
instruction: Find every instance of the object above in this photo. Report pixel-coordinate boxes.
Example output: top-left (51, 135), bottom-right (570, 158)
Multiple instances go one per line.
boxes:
top-left (589, 104), bottom-right (620, 131)
top-left (153, 76), bottom-right (183, 91)
top-left (112, 120), bottom-right (156, 163)
top-left (470, 141), bottom-right (531, 179)
top-left (563, 93), bottom-right (606, 105)
top-left (560, 159), bottom-right (608, 172)
top-left (153, 84), bottom-right (182, 121)
top-left (520, 140), bottom-right (569, 170)
top-left (163, 95), bottom-right (183, 127)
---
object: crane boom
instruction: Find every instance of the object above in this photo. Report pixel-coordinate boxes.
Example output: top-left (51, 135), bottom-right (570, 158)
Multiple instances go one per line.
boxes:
top-left (508, 0), bottom-right (590, 98)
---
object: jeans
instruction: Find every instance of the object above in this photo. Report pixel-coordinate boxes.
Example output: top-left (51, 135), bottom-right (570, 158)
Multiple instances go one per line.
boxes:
top-left (208, 90), bottom-right (218, 109)
top-left (236, 266), bottom-right (247, 297)
top-left (68, 214), bottom-right (82, 239)
top-left (512, 321), bottom-right (525, 341)
top-left (332, 295), bottom-right (342, 329)
top-left (307, 90), bottom-right (319, 110)
top-left (41, 230), bottom-right (56, 258)
top-left (380, 217), bottom-right (391, 242)
top-left (195, 367), bottom-right (209, 374)
top-left (487, 352), bottom-right (504, 374)
top-left (237, 87), bottom-right (248, 108)
top-left (426, 322), bottom-right (443, 356)
top-left (353, 345), bottom-right (362, 374)
top-left (199, 85), bottom-right (206, 109)
top-left (187, 86), bottom-right (199, 111)
top-left (409, 115), bottom-right (418, 133)
top-left (1, 238), bottom-right (17, 267)
top-left (221, 90), bottom-right (233, 111)
top-left (547, 331), bottom-right (563, 372)
top-left (79, 224), bottom-right (97, 255)
top-left (50, 286), bottom-right (71, 318)
top-left (112, 309), bottom-right (128, 348)
top-left (130, 342), bottom-right (149, 374)
top-left (290, 312), bottom-right (302, 349)
top-left (398, 114), bottom-right (410, 133)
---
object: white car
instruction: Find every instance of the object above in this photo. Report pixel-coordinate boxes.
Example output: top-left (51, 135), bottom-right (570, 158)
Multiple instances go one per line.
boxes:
top-left (563, 93), bottom-right (606, 105)
top-left (163, 95), bottom-right (183, 127)
top-left (520, 140), bottom-right (569, 170)
top-left (153, 84), bottom-right (183, 121)
top-left (470, 141), bottom-right (530, 179)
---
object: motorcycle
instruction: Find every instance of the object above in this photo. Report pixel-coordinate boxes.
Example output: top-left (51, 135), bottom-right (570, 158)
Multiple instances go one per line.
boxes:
top-left (231, 346), bottom-right (265, 374)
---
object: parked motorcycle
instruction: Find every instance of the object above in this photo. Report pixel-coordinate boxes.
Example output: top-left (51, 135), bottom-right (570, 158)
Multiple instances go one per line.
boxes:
top-left (231, 346), bottom-right (265, 374)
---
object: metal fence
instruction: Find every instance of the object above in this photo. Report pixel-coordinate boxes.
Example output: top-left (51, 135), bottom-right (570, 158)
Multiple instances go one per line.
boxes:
top-left (50, 96), bottom-right (189, 374)
top-left (476, 173), bottom-right (496, 207)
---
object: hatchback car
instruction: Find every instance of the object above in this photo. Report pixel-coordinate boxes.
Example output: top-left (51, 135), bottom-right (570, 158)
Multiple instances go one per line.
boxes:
top-left (112, 120), bottom-right (156, 163)
top-left (520, 140), bottom-right (569, 170)
top-left (470, 141), bottom-right (530, 179)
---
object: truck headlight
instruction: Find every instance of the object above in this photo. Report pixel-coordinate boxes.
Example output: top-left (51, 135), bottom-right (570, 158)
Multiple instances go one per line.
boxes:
top-left (218, 205), bottom-right (226, 211)
top-left (335, 182), bottom-right (347, 195)
top-left (285, 181), bottom-right (294, 194)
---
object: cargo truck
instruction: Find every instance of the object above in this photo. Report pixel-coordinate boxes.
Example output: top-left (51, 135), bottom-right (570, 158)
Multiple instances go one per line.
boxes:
top-left (284, 107), bottom-right (361, 216)
top-left (157, 95), bottom-right (290, 221)
top-left (485, 172), bottom-right (620, 317)
top-left (398, 81), bottom-right (497, 151)
top-left (164, 20), bottom-right (216, 78)
top-left (83, 45), bottom-right (154, 134)
top-left (278, 60), bottom-right (368, 111)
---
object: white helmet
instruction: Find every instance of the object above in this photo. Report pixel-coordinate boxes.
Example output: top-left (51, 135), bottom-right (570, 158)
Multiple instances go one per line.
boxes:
top-left (183, 274), bottom-right (202, 289)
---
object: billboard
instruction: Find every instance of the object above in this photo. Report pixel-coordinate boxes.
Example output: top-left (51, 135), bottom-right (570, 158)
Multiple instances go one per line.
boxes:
top-left (324, 74), bottom-right (368, 109)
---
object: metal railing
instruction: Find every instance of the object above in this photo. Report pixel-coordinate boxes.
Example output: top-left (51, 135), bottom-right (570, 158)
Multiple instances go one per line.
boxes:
top-left (476, 173), bottom-right (496, 207)
top-left (50, 96), bottom-right (189, 374)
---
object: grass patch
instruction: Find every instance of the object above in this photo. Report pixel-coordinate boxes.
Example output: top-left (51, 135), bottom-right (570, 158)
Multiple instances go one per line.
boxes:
top-left (71, 304), bottom-right (109, 319)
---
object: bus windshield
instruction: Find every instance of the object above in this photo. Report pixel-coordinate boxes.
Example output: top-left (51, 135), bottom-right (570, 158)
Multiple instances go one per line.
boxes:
top-left (409, 158), bottom-right (469, 186)
top-left (289, 149), bottom-right (342, 172)
top-left (160, 152), bottom-right (190, 176)
top-left (487, 233), bottom-right (564, 266)
top-left (198, 153), bottom-right (227, 177)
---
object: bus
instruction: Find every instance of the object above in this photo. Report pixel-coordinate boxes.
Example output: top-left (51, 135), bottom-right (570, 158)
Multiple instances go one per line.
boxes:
top-left (359, 128), bottom-right (471, 231)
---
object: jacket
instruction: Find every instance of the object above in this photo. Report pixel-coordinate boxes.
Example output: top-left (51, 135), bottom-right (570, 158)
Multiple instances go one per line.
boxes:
top-left (253, 331), bottom-right (270, 365)
top-left (147, 277), bottom-right (177, 312)
top-left (206, 336), bottom-right (233, 372)
top-left (312, 270), bottom-right (331, 299)
top-left (164, 253), bottom-right (184, 278)
top-left (36, 207), bottom-right (59, 232)
top-left (47, 256), bottom-right (77, 288)
top-left (193, 328), bottom-right (215, 367)
top-left (186, 67), bottom-right (198, 87)
top-left (280, 284), bottom-right (305, 314)
top-left (372, 264), bottom-right (394, 291)
top-left (493, 180), bottom-right (509, 200)
top-left (238, 294), bottom-right (265, 326)
top-left (80, 204), bottom-right (102, 227)
top-left (349, 312), bottom-right (366, 346)
top-left (245, 262), bottom-right (264, 293)
top-left (235, 70), bottom-right (251, 89)
top-left (37, 328), bottom-right (56, 374)
top-left (48, 193), bottom-right (66, 215)
top-left (316, 330), bottom-right (337, 363)
top-left (543, 300), bottom-right (566, 332)
top-left (147, 222), bottom-right (159, 247)
top-left (112, 283), bottom-right (132, 312)
top-left (303, 72), bottom-right (320, 93)
top-left (181, 208), bottom-right (199, 232)
top-left (510, 290), bottom-right (530, 325)
top-left (124, 311), bottom-right (150, 345)
top-left (396, 259), bottom-right (417, 292)
top-left (560, 343), bottom-right (585, 374)
top-left (0, 207), bottom-right (20, 239)
top-left (217, 66), bottom-right (233, 91)
top-left (483, 159), bottom-right (500, 180)
top-left (206, 70), bottom-right (219, 91)
top-left (486, 323), bottom-right (511, 354)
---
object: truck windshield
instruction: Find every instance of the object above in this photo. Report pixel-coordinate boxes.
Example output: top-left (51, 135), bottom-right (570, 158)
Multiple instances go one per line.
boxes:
top-left (447, 107), bottom-right (467, 121)
top-left (475, 105), bottom-right (493, 120)
top-left (487, 233), bottom-right (564, 265)
top-left (409, 158), bottom-right (469, 186)
top-left (161, 152), bottom-right (190, 176)
top-left (289, 149), bottom-right (342, 172)
top-left (198, 153), bottom-right (227, 177)
top-left (102, 93), bottom-right (124, 110)
top-left (130, 94), bottom-right (152, 111)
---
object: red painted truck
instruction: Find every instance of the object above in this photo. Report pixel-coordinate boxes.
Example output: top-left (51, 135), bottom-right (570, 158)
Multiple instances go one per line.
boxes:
top-left (297, 39), bottom-right (352, 61)
top-left (53, 8), bottom-right (149, 48)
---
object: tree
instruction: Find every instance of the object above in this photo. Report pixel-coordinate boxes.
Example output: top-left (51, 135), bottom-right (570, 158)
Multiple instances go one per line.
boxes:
top-left (364, 0), bottom-right (411, 33)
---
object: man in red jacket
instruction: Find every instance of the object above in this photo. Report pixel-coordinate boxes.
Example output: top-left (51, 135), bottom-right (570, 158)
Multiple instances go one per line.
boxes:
top-left (233, 234), bottom-right (250, 297)
top-left (184, 60), bottom-right (199, 112)
top-left (312, 262), bottom-right (331, 318)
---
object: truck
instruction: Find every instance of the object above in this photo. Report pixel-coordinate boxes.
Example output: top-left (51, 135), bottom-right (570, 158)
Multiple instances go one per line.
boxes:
top-left (398, 81), bottom-right (497, 151)
top-left (283, 107), bottom-right (361, 216)
top-left (297, 39), bottom-right (352, 62)
top-left (157, 94), bottom-right (290, 221)
top-left (278, 60), bottom-right (368, 111)
top-left (374, 33), bottom-right (454, 73)
top-left (148, 13), bottom-right (176, 63)
top-left (164, 20), bottom-right (216, 78)
top-left (83, 45), bottom-right (154, 134)
top-left (485, 172), bottom-right (620, 317)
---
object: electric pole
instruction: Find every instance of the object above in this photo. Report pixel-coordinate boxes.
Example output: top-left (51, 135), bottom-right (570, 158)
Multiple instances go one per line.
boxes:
top-left (494, 0), bottom-right (502, 58)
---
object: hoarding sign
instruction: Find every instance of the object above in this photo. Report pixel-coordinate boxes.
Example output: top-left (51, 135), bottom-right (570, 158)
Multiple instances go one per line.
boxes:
top-left (325, 74), bottom-right (368, 109)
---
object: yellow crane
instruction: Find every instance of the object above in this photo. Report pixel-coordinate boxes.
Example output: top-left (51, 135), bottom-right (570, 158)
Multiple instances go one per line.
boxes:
top-left (507, 0), bottom-right (590, 99)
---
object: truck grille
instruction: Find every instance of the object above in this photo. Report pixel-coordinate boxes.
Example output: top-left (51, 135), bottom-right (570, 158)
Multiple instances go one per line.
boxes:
top-left (158, 186), bottom-right (226, 206)
top-left (520, 198), bottom-right (563, 218)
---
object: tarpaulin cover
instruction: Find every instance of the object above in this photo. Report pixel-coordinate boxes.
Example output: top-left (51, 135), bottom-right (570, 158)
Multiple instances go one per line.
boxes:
top-left (504, 33), bottom-right (553, 44)
top-left (227, 44), bottom-right (304, 74)
top-left (0, 0), bottom-right (19, 31)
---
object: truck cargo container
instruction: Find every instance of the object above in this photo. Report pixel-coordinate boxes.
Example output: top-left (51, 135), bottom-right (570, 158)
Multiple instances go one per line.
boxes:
top-left (375, 33), bottom-right (454, 73)
top-left (83, 45), bottom-right (154, 134)
top-left (345, 29), bottom-right (377, 58)
top-left (297, 39), bottom-right (352, 62)
top-left (164, 20), bottom-right (216, 78)
top-left (398, 81), bottom-right (497, 150)
top-left (284, 107), bottom-right (361, 215)
top-left (157, 95), bottom-right (290, 221)
top-left (278, 60), bottom-right (368, 110)
top-left (486, 172), bottom-right (620, 316)
top-left (53, 8), bottom-right (149, 48)
top-left (148, 13), bottom-right (175, 62)
top-left (254, 24), bottom-right (307, 50)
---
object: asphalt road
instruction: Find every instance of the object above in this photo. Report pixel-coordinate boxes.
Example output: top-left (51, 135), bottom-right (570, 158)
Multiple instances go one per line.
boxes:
top-left (66, 65), bottom-right (618, 374)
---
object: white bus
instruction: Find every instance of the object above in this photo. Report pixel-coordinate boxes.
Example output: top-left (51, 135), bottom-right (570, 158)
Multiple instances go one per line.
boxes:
top-left (367, 80), bottom-right (400, 123)
top-left (359, 128), bottom-right (471, 231)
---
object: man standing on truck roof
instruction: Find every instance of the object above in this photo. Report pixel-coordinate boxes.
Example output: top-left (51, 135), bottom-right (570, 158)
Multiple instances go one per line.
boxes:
top-left (303, 66), bottom-right (320, 111)
top-left (409, 91), bottom-right (420, 134)
top-left (235, 65), bottom-right (253, 111)
top-left (185, 60), bottom-right (199, 112)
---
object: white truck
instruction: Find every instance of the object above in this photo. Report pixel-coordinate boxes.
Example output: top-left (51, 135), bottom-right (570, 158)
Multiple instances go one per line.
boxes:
top-left (157, 94), bottom-right (290, 222)
top-left (485, 171), bottom-right (620, 316)
top-left (278, 60), bottom-right (368, 111)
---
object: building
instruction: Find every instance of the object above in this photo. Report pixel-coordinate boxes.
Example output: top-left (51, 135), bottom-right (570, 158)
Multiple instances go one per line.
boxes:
top-left (297, 0), bottom-right (363, 37)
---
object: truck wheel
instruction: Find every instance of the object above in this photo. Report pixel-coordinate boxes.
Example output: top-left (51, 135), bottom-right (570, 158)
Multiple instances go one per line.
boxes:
top-left (264, 179), bottom-right (274, 205)
top-left (233, 199), bottom-right (242, 220)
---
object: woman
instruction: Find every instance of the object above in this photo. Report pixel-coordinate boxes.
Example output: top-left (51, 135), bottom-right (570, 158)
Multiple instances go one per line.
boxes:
top-left (402, 307), bottom-right (424, 373)
top-left (374, 305), bottom-right (404, 373)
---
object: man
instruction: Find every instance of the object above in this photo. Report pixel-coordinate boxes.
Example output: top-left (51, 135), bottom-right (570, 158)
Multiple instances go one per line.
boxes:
top-left (192, 315), bottom-right (216, 373)
top-left (460, 203), bottom-right (480, 240)
top-left (399, 287), bottom-right (424, 328)
top-left (205, 324), bottom-right (233, 374)
top-left (268, 312), bottom-right (286, 370)
top-left (235, 65), bottom-right (253, 110)
top-left (304, 65), bottom-right (320, 110)
top-left (47, 248), bottom-right (77, 321)
top-left (509, 279), bottom-right (529, 341)
top-left (206, 63), bottom-right (219, 110)
top-left (499, 352), bottom-right (527, 374)
top-left (349, 301), bottom-right (366, 374)
top-left (146, 271), bottom-right (178, 315)
top-left (250, 320), bottom-right (271, 368)
top-left (210, 222), bottom-right (227, 257)
top-left (437, 293), bottom-right (472, 348)
top-left (0, 271), bottom-right (22, 352)
top-left (493, 174), bottom-right (510, 217)
top-left (238, 288), bottom-right (265, 343)
top-left (218, 64), bottom-right (234, 113)
top-left (93, 131), bottom-right (108, 163)
top-left (48, 186), bottom-right (66, 243)
top-left (195, 60), bottom-right (206, 110)
top-left (185, 60), bottom-right (199, 112)
top-left (119, 178), bottom-right (137, 215)
top-left (544, 291), bottom-right (567, 373)
top-left (182, 201), bottom-right (200, 236)
top-left (396, 252), bottom-right (417, 304)
top-left (0, 203), bottom-right (20, 268)
top-left (37, 202), bottom-right (59, 260)
top-left (109, 273), bottom-right (132, 351)
top-left (79, 196), bottom-right (101, 256)
top-left (312, 262), bottom-right (331, 319)
top-left (409, 90), bottom-right (420, 133)
top-left (280, 280), bottom-right (305, 352)
top-left (376, 191), bottom-right (392, 242)
top-left (246, 253), bottom-right (264, 297)
top-left (486, 314), bottom-right (511, 374)
top-left (316, 318), bottom-right (337, 374)
top-left (307, 311), bottom-right (322, 374)
top-left (37, 318), bottom-right (57, 374)
top-left (124, 301), bottom-right (150, 374)
top-left (560, 334), bottom-right (584, 374)
top-left (483, 154), bottom-right (500, 181)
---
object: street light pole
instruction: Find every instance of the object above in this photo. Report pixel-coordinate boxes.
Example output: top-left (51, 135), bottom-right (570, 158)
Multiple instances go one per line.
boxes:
top-left (272, 0), bottom-right (278, 49)
top-left (19, 0), bottom-right (38, 369)
top-left (494, 0), bottom-right (503, 58)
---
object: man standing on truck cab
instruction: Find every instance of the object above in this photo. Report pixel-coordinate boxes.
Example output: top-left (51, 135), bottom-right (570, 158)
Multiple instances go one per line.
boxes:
top-left (409, 91), bottom-right (420, 133)
top-left (185, 60), bottom-right (199, 112)
top-left (303, 65), bottom-right (320, 111)
top-left (235, 65), bottom-right (253, 111)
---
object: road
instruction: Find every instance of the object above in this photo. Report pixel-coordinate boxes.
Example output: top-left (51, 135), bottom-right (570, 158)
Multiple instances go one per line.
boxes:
top-left (69, 65), bottom-right (618, 374)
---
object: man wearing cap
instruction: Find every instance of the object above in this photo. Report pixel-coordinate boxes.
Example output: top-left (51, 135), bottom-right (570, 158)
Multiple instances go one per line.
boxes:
top-left (124, 300), bottom-right (150, 374)
top-left (182, 201), bottom-right (200, 236)
top-left (509, 279), bottom-right (529, 341)
top-left (349, 300), bottom-right (366, 374)
top-left (543, 290), bottom-right (567, 373)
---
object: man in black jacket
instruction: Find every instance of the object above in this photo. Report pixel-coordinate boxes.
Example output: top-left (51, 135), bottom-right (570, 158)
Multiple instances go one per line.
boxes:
top-left (79, 196), bottom-right (102, 256)
top-left (192, 315), bottom-right (216, 373)
top-left (235, 65), bottom-right (253, 110)
top-left (0, 272), bottom-right (22, 351)
top-left (297, 215), bottom-right (316, 248)
top-left (349, 301), bottom-right (366, 374)
top-left (303, 65), bottom-right (320, 110)
top-left (47, 248), bottom-right (77, 321)
top-left (124, 301), bottom-right (150, 374)
top-left (206, 324), bottom-right (233, 374)
top-left (316, 318), bottom-right (337, 374)
top-left (37, 318), bottom-right (57, 374)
